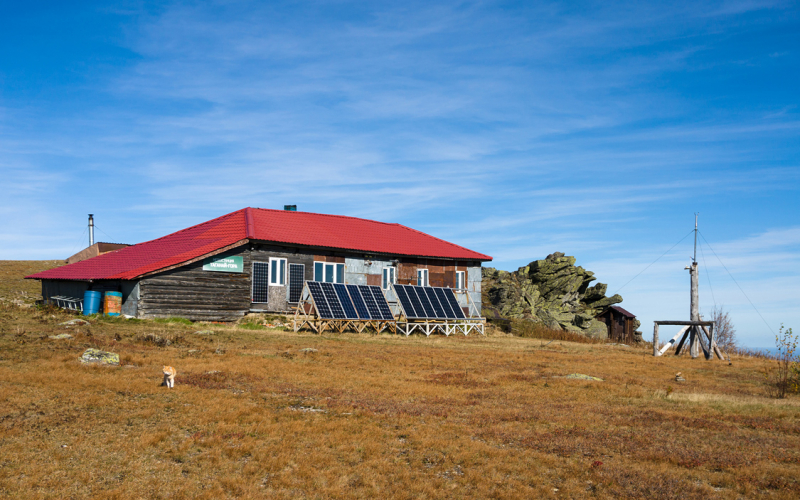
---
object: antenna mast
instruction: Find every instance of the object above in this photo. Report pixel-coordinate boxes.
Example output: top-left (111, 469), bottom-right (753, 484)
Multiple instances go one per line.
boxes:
top-left (652, 213), bottom-right (724, 361)
top-left (693, 213), bottom-right (698, 263)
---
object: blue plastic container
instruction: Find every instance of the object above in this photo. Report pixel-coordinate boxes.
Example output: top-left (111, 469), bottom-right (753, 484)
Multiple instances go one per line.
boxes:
top-left (83, 290), bottom-right (101, 315)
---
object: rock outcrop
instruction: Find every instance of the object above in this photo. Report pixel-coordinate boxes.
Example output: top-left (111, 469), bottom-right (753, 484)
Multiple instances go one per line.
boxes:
top-left (482, 252), bottom-right (639, 339)
top-left (80, 348), bottom-right (119, 365)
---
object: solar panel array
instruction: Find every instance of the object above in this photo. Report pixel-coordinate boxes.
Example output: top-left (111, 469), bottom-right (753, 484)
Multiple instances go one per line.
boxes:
top-left (306, 281), bottom-right (394, 321)
top-left (393, 284), bottom-right (467, 320)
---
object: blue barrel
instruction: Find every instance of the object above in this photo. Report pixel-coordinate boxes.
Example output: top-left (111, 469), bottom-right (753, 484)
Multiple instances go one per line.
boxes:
top-left (83, 290), bottom-right (101, 315)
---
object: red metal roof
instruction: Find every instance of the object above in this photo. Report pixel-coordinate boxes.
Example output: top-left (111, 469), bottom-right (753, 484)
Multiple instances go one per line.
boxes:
top-left (27, 208), bottom-right (491, 281)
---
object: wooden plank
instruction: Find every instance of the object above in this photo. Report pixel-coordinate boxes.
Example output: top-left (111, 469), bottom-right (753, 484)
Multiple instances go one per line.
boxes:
top-left (654, 320), bottom-right (714, 326)
top-left (141, 279), bottom-right (249, 289)
top-left (139, 292), bottom-right (249, 301)
top-left (139, 302), bottom-right (247, 311)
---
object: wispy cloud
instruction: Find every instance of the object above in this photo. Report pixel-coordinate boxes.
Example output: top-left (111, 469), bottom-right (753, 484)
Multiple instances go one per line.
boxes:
top-left (1, 1), bottom-right (797, 344)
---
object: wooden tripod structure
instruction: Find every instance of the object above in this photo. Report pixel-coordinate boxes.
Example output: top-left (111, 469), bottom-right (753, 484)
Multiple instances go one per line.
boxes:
top-left (653, 215), bottom-right (725, 360)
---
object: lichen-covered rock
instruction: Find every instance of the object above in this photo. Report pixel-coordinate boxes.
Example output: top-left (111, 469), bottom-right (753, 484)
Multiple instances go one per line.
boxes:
top-left (565, 373), bottom-right (604, 381)
top-left (483, 252), bottom-right (629, 341)
top-left (80, 348), bottom-right (119, 365)
top-left (60, 319), bottom-right (89, 327)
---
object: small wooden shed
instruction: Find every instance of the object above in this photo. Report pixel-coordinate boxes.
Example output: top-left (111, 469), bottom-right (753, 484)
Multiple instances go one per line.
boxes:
top-left (595, 305), bottom-right (637, 343)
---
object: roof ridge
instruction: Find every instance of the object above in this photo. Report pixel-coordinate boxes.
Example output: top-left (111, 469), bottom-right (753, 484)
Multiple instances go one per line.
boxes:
top-left (250, 207), bottom-right (403, 228)
top-left (244, 207), bottom-right (255, 239)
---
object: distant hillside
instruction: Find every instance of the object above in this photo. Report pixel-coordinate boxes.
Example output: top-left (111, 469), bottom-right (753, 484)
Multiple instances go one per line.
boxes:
top-left (482, 252), bottom-right (640, 340)
top-left (0, 260), bottom-right (63, 305)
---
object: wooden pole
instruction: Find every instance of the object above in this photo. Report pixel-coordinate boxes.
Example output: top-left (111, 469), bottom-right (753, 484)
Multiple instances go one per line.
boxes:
top-left (653, 323), bottom-right (660, 356)
top-left (689, 262), bottom-right (700, 358)
top-left (674, 330), bottom-right (690, 356)
top-left (702, 325), bottom-right (725, 360)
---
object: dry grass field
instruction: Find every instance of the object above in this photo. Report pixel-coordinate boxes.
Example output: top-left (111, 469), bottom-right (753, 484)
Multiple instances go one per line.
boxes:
top-left (0, 261), bottom-right (798, 499)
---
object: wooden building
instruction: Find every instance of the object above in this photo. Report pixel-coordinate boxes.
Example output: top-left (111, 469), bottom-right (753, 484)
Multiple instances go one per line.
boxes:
top-left (66, 242), bottom-right (130, 265)
top-left (595, 305), bottom-right (637, 343)
top-left (27, 208), bottom-right (491, 321)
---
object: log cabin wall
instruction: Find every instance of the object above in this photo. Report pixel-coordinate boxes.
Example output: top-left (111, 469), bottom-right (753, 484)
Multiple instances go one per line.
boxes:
top-left (138, 247), bottom-right (251, 321)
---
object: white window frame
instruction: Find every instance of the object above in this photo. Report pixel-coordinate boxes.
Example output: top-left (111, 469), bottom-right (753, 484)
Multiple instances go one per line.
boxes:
top-left (417, 268), bottom-right (429, 287)
top-left (382, 267), bottom-right (396, 290)
top-left (456, 270), bottom-right (465, 290)
top-left (313, 261), bottom-right (345, 283)
top-left (269, 257), bottom-right (287, 286)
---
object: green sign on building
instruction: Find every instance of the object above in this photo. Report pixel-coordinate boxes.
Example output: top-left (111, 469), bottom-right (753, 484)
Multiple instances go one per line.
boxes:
top-left (202, 256), bottom-right (243, 273)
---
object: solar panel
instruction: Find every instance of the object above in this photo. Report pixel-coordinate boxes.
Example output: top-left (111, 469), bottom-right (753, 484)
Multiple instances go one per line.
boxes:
top-left (346, 284), bottom-right (371, 320)
top-left (404, 285), bottom-right (426, 318)
top-left (393, 284), bottom-right (468, 320)
top-left (320, 282), bottom-right (348, 319)
top-left (411, 286), bottom-right (437, 318)
top-left (367, 286), bottom-right (395, 320)
top-left (288, 264), bottom-right (305, 303)
top-left (442, 288), bottom-right (467, 319)
top-left (433, 287), bottom-right (457, 318)
top-left (422, 287), bottom-right (447, 319)
top-left (394, 284), bottom-right (418, 318)
top-left (306, 281), bottom-right (394, 322)
top-left (360, 285), bottom-right (383, 320)
top-left (252, 262), bottom-right (269, 303)
top-left (307, 281), bottom-right (333, 318)
top-left (333, 284), bottom-right (359, 320)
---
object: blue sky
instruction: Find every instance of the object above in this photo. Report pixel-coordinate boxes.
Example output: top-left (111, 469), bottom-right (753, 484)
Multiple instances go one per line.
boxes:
top-left (1, 1), bottom-right (798, 346)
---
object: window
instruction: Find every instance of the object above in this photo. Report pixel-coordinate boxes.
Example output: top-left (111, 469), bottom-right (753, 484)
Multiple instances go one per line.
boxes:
top-left (269, 258), bottom-right (286, 286)
top-left (417, 268), bottom-right (429, 287)
top-left (456, 271), bottom-right (465, 290)
top-left (382, 267), bottom-right (396, 289)
top-left (314, 262), bottom-right (345, 283)
top-left (252, 262), bottom-right (269, 303)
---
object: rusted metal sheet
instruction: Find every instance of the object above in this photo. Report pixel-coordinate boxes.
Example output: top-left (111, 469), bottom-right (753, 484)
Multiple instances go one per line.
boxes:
top-left (398, 262), bottom-right (416, 281)
top-left (314, 255), bottom-right (346, 263)
top-left (428, 263), bottom-right (444, 273)
top-left (430, 272), bottom-right (445, 287)
top-left (366, 274), bottom-right (381, 286)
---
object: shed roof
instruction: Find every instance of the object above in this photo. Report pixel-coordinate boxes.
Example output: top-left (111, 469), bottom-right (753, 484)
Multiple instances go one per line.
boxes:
top-left (608, 305), bottom-right (636, 318)
top-left (27, 208), bottom-right (492, 281)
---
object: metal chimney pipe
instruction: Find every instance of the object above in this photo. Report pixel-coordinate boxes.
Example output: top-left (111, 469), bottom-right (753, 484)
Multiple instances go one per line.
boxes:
top-left (88, 214), bottom-right (95, 246)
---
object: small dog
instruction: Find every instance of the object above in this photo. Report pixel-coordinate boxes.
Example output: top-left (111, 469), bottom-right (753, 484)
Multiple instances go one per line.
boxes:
top-left (163, 365), bottom-right (177, 388)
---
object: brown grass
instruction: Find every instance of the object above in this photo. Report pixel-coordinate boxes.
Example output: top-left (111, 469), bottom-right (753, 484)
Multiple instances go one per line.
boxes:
top-left (0, 261), bottom-right (799, 498)
top-left (0, 260), bottom-right (64, 304)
